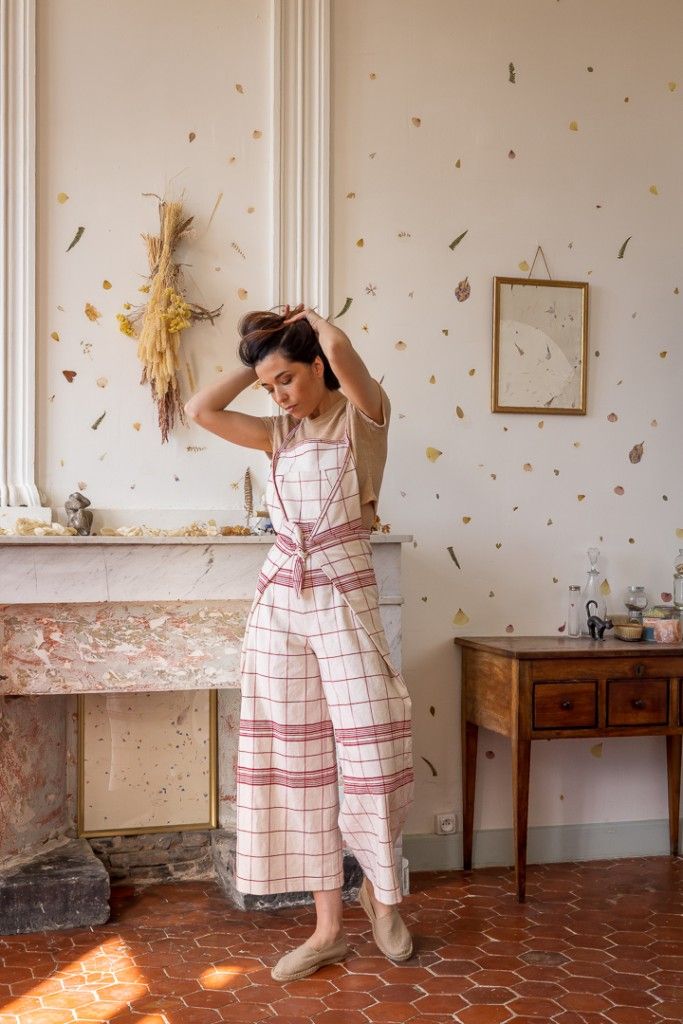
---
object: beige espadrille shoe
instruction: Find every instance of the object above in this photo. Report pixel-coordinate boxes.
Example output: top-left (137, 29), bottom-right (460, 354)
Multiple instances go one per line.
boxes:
top-left (271, 934), bottom-right (349, 982)
top-left (358, 876), bottom-right (413, 961)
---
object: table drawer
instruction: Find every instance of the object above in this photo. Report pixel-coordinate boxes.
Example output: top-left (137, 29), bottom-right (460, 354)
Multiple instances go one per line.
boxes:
top-left (533, 681), bottom-right (597, 729)
top-left (531, 656), bottom-right (682, 681)
top-left (607, 679), bottom-right (669, 726)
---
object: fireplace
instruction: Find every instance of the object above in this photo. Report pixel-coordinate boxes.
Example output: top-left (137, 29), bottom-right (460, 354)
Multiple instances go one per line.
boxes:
top-left (0, 533), bottom-right (410, 932)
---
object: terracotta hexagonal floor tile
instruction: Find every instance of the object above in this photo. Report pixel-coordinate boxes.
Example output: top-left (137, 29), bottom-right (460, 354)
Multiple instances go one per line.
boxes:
top-left (456, 1005), bottom-right (512, 1024)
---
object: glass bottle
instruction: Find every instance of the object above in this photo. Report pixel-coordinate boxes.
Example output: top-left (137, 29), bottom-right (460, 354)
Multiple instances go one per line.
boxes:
top-left (674, 549), bottom-right (683, 612)
top-left (567, 585), bottom-right (581, 637)
top-left (581, 547), bottom-right (607, 634)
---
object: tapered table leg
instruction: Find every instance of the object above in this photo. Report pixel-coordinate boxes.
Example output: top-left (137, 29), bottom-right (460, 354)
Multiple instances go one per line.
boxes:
top-left (666, 734), bottom-right (682, 856)
top-left (512, 733), bottom-right (531, 902)
top-left (462, 720), bottom-right (478, 871)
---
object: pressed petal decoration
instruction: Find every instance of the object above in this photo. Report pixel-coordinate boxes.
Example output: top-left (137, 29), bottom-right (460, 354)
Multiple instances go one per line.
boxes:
top-left (132, 422), bottom-right (141, 431)
top-left (96, 377), bottom-right (108, 388)
top-left (50, 331), bottom-right (59, 342)
top-left (569, 121), bottom-right (579, 131)
top-left (608, 412), bottom-right (618, 422)
top-left (188, 131), bottom-right (196, 142)
top-left (237, 288), bottom-right (248, 300)
top-left (66, 226), bottom-right (85, 252)
top-left (453, 608), bottom-right (469, 625)
top-left (91, 412), bottom-right (106, 430)
top-left (426, 447), bottom-right (443, 462)
top-left (57, 192), bottom-right (69, 204)
top-left (356, 238), bottom-right (365, 247)
top-left (462, 515), bottom-right (471, 524)
top-left (447, 547), bottom-right (461, 568)
top-left (618, 236), bottom-right (632, 259)
top-left (102, 280), bottom-right (112, 290)
top-left (455, 405), bottom-right (464, 418)
top-left (518, 261), bottom-right (529, 272)
top-left (62, 370), bottom-right (76, 382)
top-left (600, 579), bottom-right (611, 596)
top-left (395, 340), bottom-right (407, 350)
top-left (334, 297), bottom-right (352, 319)
top-left (449, 230), bottom-right (468, 250)
top-left (614, 485), bottom-right (625, 495)
top-left (455, 277), bottom-right (470, 302)
top-left (649, 185), bottom-right (659, 195)
top-left (411, 116), bottom-right (422, 127)
top-left (84, 303), bottom-right (101, 321)
top-left (629, 442), bottom-right (644, 464)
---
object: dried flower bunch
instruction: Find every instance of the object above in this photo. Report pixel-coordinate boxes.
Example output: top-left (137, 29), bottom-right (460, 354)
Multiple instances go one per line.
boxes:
top-left (99, 519), bottom-right (252, 537)
top-left (117, 194), bottom-right (223, 442)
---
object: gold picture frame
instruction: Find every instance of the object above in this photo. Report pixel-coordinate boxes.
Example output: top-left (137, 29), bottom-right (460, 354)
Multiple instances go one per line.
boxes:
top-left (77, 689), bottom-right (218, 838)
top-left (492, 276), bottom-right (589, 414)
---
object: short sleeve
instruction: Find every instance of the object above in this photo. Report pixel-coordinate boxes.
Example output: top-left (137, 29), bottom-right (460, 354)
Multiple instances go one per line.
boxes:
top-left (348, 380), bottom-right (391, 431)
top-left (260, 412), bottom-right (295, 458)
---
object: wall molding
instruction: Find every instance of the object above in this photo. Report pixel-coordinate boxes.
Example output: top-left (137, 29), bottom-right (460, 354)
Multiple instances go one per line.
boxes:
top-left (272, 0), bottom-right (330, 314)
top-left (404, 818), bottom-right (683, 873)
top-left (0, 0), bottom-right (42, 512)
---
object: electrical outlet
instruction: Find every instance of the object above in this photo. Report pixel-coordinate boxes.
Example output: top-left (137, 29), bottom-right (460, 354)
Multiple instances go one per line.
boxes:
top-left (435, 812), bottom-right (457, 835)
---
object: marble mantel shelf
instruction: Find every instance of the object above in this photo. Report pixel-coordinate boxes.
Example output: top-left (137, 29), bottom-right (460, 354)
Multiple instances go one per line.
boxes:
top-left (0, 533), bottom-right (412, 545)
top-left (0, 533), bottom-right (411, 695)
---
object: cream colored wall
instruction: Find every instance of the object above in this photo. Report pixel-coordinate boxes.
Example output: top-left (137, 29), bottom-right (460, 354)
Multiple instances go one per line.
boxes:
top-left (36, 0), bottom-right (682, 844)
top-left (36, 0), bottom-right (274, 514)
top-left (330, 0), bottom-right (683, 835)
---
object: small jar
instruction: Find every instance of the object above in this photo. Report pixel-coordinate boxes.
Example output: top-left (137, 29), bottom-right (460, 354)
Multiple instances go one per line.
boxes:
top-left (567, 585), bottom-right (581, 637)
top-left (624, 585), bottom-right (648, 623)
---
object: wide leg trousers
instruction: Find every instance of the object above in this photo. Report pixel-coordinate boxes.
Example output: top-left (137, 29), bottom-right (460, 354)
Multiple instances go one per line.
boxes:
top-left (235, 572), bottom-right (414, 905)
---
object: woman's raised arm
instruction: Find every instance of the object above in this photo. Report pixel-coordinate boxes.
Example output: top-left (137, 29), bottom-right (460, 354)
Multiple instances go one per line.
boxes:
top-left (184, 365), bottom-right (271, 451)
top-left (284, 307), bottom-right (383, 424)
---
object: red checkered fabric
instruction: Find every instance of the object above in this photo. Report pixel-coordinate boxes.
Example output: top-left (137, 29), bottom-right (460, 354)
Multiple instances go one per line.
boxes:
top-left (235, 402), bottom-right (414, 904)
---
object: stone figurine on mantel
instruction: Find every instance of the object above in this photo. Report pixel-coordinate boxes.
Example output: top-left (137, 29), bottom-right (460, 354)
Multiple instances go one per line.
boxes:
top-left (65, 492), bottom-right (93, 536)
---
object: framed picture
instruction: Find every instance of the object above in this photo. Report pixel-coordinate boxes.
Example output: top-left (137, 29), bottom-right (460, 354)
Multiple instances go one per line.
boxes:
top-left (492, 277), bottom-right (589, 414)
top-left (78, 689), bottom-right (218, 837)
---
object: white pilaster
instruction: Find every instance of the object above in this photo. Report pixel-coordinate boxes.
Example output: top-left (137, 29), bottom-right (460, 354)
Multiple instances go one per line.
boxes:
top-left (0, 0), bottom-right (45, 522)
top-left (272, 0), bottom-right (331, 315)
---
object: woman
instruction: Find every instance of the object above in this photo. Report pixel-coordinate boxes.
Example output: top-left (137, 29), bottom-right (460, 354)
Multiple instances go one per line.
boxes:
top-left (185, 304), bottom-right (414, 981)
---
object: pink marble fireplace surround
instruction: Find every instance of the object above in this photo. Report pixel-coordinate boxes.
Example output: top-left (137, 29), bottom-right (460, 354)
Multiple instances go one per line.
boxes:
top-left (0, 534), bottom-right (410, 883)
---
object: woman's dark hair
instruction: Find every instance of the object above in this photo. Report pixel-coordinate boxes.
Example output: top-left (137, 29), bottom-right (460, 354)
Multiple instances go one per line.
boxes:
top-left (237, 308), bottom-right (340, 390)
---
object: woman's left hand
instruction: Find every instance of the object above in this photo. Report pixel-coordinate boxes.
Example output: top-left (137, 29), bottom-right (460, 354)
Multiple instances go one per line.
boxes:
top-left (283, 306), bottom-right (347, 345)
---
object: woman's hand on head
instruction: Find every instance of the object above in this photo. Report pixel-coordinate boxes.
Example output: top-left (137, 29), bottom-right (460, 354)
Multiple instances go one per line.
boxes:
top-left (283, 305), bottom-right (349, 345)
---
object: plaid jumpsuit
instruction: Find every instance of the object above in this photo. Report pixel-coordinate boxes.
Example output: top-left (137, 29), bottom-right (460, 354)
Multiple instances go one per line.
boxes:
top-left (235, 401), bottom-right (414, 904)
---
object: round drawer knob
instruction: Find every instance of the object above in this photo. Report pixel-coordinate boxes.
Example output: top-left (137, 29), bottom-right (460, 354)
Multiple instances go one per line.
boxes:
top-left (632, 698), bottom-right (646, 709)
top-left (635, 664), bottom-right (646, 677)
top-left (560, 699), bottom-right (574, 710)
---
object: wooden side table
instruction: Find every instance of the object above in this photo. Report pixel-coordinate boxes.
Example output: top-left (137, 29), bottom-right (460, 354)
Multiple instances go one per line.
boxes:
top-left (455, 636), bottom-right (683, 901)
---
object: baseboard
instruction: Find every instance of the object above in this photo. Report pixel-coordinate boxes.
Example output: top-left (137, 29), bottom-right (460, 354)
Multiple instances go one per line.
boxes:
top-left (404, 818), bottom-right (683, 871)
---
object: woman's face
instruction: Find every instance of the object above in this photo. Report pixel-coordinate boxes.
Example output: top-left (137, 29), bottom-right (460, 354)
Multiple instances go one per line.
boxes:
top-left (256, 349), bottom-right (325, 418)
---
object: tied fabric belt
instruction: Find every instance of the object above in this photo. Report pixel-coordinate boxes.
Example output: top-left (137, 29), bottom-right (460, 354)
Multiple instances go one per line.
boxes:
top-left (275, 522), bottom-right (371, 597)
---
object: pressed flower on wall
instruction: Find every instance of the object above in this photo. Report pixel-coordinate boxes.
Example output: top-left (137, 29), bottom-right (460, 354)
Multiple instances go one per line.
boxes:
top-left (116, 194), bottom-right (223, 443)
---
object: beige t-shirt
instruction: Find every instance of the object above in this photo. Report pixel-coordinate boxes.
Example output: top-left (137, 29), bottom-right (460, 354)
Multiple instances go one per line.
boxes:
top-left (261, 382), bottom-right (390, 529)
